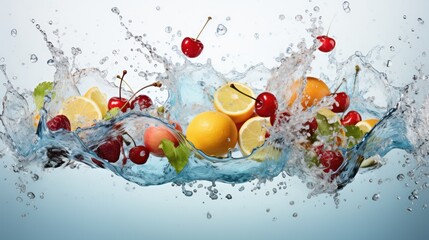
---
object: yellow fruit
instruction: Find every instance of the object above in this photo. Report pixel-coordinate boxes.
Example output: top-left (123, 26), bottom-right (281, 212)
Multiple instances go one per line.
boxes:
top-left (186, 111), bottom-right (238, 157)
top-left (59, 96), bottom-right (102, 130)
top-left (84, 87), bottom-right (108, 117)
top-left (214, 82), bottom-right (255, 124)
top-left (356, 119), bottom-right (379, 133)
top-left (238, 116), bottom-right (271, 156)
top-left (288, 77), bottom-right (331, 110)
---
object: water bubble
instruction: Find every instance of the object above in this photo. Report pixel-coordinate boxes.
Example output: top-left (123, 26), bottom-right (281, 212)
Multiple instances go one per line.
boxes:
top-left (387, 60), bottom-right (392, 67)
top-left (71, 47), bottom-right (82, 56)
top-left (47, 59), bottom-right (55, 66)
top-left (292, 212), bottom-right (298, 217)
top-left (397, 174), bottom-right (405, 181)
top-left (390, 46), bottom-right (395, 51)
top-left (225, 194), bottom-right (232, 199)
top-left (423, 204), bottom-right (428, 209)
top-left (216, 24), bottom-right (227, 36)
top-left (407, 207), bottom-right (413, 212)
top-left (239, 186), bottom-right (245, 191)
top-left (295, 15), bottom-right (303, 21)
top-left (313, 6), bottom-right (320, 12)
top-left (226, 16), bottom-right (231, 21)
top-left (206, 212), bottom-right (212, 219)
top-left (27, 192), bottom-right (35, 199)
top-left (31, 19), bottom-right (35, 23)
top-left (403, 15), bottom-right (407, 19)
top-left (372, 193), bottom-right (380, 201)
top-left (31, 174), bottom-right (39, 181)
top-left (165, 26), bottom-right (172, 33)
top-left (16, 197), bottom-right (23, 202)
top-left (343, 1), bottom-right (351, 13)
top-left (417, 18), bottom-right (424, 24)
top-left (111, 7), bottom-right (120, 15)
top-left (30, 54), bottom-right (38, 63)
top-left (279, 14), bottom-right (285, 21)
top-left (156, 6), bottom-right (161, 11)
top-left (11, 29), bottom-right (17, 37)
top-left (39, 192), bottom-right (44, 199)
top-left (289, 201), bottom-right (295, 205)
top-left (0, 57), bottom-right (5, 63)
top-left (176, 30), bottom-right (182, 37)
top-left (254, 33), bottom-right (259, 39)
top-left (99, 56), bottom-right (109, 65)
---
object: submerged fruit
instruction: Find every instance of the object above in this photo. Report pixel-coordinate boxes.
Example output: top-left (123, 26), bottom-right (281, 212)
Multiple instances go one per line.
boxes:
top-left (59, 96), bottom-right (102, 130)
top-left (288, 77), bottom-right (331, 110)
top-left (84, 87), bottom-right (108, 117)
top-left (186, 111), bottom-right (237, 157)
top-left (144, 126), bottom-right (179, 157)
top-left (355, 119), bottom-right (379, 133)
top-left (238, 116), bottom-right (271, 156)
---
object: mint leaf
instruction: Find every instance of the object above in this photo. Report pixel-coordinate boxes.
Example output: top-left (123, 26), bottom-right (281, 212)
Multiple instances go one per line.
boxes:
top-left (159, 139), bottom-right (190, 173)
top-left (33, 81), bottom-right (53, 110)
top-left (104, 107), bottom-right (120, 120)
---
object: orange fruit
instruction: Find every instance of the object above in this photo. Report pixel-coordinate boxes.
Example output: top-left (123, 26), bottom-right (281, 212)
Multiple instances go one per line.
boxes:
top-left (356, 119), bottom-right (379, 133)
top-left (288, 76), bottom-right (331, 109)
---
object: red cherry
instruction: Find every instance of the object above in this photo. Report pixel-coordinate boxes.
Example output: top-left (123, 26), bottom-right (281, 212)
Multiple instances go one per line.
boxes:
top-left (131, 95), bottom-right (153, 110)
top-left (331, 92), bottom-right (350, 113)
top-left (341, 110), bottom-right (362, 126)
top-left (47, 115), bottom-right (71, 131)
top-left (318, 150), bottom-right (344, 173)
top-left (181, 17), bottom-right (212, 58)
top-left (95, 138), bottom-right (122, 163)
top-left (302, 117), bottom-right (318, 135)
top-left (255, 92), bottom-right (278, 117)
top-left (317, 35), bottom-right (336, 53)
top-left (108, 97), bottom-right (130, 112)
top-left (270, 111), bottom-right (291, 126)
top-left (129, 145), bottom-right (150, 165)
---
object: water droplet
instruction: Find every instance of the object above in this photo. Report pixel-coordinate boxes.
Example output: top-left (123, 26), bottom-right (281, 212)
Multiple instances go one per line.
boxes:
top-left (372, 193), bottom-right (380, 201)
top-left (27, 192), bottom-right (35, 199)
top-left (11, 29), bottom-right (17, 37)
top-left (295, 15), bottom-right (303, 21)
top-left (423, 204), bottom-right (428, 209)
top-left (292, 212), bottom-right (298, 217)
top-left (32, 174), bottom-right (39, 181)
top-left (225, 194), bottom-right (232, 199)
top-left (111, 7), bottom-right (120, 15)
top-left (30, 54), bottom-right (38, 63)
top-left (397, 174), bottom-right (405, 181)
top-left (31, 19), bottom-right (35, 23)
top-left (71, 47), bottom-right (82, 56)
top-left (407, 207), bottom-right (413, 212)
top-left (239, 186), bottom-right (245, 191)
top-left (156, 6), bottom-right (161, 11)
top-left (313, 6), bottom-right (320, 12)
top-left (39, 192), bottom-right (44, 199)
top-left (279, 14), bottom-right (285, 21)
top-left (226, 16), bottom-right (231, 21)
top-left (417, 17), bottom-right (424, 24)
top-left (206, 212), bottom-right (212, 219)
top-left (16, 197), bottom-right (23, 202)
top-left (387, 60), bottom-right (392, 67)
top-left (47, 59), bottom-right (55, 66)
top-left (216, 24), bottom-right (227, 36)
top-left (390, 46), bottom-right (395, 51)
top-left (254, 33), bottom-right (260, 39)
top-left (0, 57), bottom-right (5, 62)
top-left (343, 1), bottom-right (351, 13)
top-left (48, 20), bottom-right (53, 25)
top-left (289, 201), bottom-right (295, 205)
top-left (99, 56), bottom-right (109, 65)
top-left (165, 26), bottom-right (172, 33)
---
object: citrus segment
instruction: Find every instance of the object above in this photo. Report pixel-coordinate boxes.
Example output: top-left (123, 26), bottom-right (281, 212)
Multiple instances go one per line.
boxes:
top-left (59, 96), bottom-right (102, 130)
top-left (84, 87), bottom-right (108, 117)
top-left (186, 111), bottom-right (238, 157)
top-left (238, 116), bottom-right (271, 156)
top-left (288, 77), bottom-right (331, 110)
top-left (214, 82), bottom-right (255, 124)
top-left (356, 119), bottom-right (379, 133)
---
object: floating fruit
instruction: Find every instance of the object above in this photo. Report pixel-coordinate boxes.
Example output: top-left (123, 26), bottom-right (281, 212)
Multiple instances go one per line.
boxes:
top-left (355, 119), bottom-right (379, 133)
top-left (238, 116), bottom-right (271, 156)
top-left (181, 17), bottom-right (212, 58)
top-left (229, 84), bottom-right (278, 118)
top-left (317, 35), bottom-right (336, 53)
top-left (84, 86), bottom-right (108, 117)
top-left (288, 77), bottom-right (331, 110)
top-left (214, 82), bottom-right (256, 124)
top-left (143, 126), bottom-right (179, 157)
top-left (341, 110), bottom-right (362, 126)
top-left (186, 111), bottom-right (237, 157)
top-left (108, 70), bottom-right (130, 112)
top-left (47, 115), bottom-right (71, 131)
top-left (59, 96), bottom-right (102, 130)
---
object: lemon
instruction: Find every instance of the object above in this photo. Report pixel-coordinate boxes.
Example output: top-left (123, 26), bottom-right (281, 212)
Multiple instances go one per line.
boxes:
top-left (214, 82), bottom-right (255, 124)
top-left (356, 119), bottom-right (379, 133)
top-left (59, 96), bottom-right (102, 130)
top-left (186, 111), bottom-right (238, 157)
top-left (238, 116), bottom-right (271, 156)
top-left (84, 87), bottom-right (108, 117)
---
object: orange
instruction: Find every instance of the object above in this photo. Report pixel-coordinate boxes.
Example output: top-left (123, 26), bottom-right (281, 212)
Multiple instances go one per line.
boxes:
top-left (288, 77), bottom-right (331, 109)
top-left (356, 119), bottom-right (379, 133)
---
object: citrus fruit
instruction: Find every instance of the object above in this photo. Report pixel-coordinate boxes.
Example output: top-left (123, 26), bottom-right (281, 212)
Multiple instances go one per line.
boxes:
top-left (214, 82), bottom-right (255, 124)
top-left (355, 119), bottom-right (379, 133)
top-left (59, 96), bottom-right (102, 130)
top-left (186, 111), bottom-right (238, 157)
top-left (288, 77), bottom-right (331, 110)
top-left (84, 87), bottom-right (108, 117)
top-left (238, 116), bottom-right (271, 156)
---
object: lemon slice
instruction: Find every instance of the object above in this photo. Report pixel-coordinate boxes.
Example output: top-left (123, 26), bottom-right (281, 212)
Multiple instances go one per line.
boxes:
top-left (238, 116), bottom-right (271, 156)
top-left (214, 82), bottom-right (255, 124)
top-left (84, 87), bottom-right (108, 117)
top-left (59, 96), bottom-right (102, 130)
top-left (356, 119), bottom-right (379, 133)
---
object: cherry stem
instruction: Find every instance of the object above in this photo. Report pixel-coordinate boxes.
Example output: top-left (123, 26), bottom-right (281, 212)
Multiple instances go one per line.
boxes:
top-left (195, 16), bottom-right (212, 40)
top-left (352, 65), bottom-right (361, 96)
top-left (124, 132), bottom-right (137, 147)
top-left (326, 14), bottom-right (336, 36)
top-left (120, 81), bottom-right (162, 111)
top-left (332, 78), bottom-right (346, 94)
top-left (116, 70), bottom-right (127, 99)
top-left (230, 84), bottom-right (261, 104)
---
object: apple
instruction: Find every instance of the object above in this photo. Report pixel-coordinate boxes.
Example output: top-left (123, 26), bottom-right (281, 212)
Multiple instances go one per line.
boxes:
top-left (143, 126), bottom-right (179, 157)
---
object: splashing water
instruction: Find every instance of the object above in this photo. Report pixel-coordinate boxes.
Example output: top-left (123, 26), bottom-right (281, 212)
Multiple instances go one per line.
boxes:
top-left (1, 8), bottom-right (429, 201)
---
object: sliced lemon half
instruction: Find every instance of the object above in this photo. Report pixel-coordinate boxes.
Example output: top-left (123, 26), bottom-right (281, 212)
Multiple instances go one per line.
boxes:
top-left (238, 116), bottom-right (271, 156)
top-left (356, 119), bottom-right (379, 133)
top-left (84, 87), bottom-right (108, 118)
top-left (59, 96), bottom-right (102, 130)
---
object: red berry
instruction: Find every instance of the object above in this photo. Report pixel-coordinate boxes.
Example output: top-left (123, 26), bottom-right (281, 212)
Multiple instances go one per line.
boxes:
top-left (95, 138), bottom-right (122, 163)
top-left (47, 115), bottom-right (71, 131)
top-left (270, 111), bottom-right (291, 126)
top-left (341, 110), bottom-right (362, 126)
top-left (108, 97), bottom-right (130, 112)
top-left (129, 145), bottom-right (150, 165)
top-left (255, 92), bottom-right (278, 117)
top-left (131, 95), bottom-right (153, 110)
top-left (317, 35), bottom-right (336, 53)
top-left (331, 92), bottom-right (350, 113)
top-left (181, 37), bottom-right (204, 58)
top-left (302, 118), bottom-right (318, 135)
top-left (318, 150), bottom-right (344, 173)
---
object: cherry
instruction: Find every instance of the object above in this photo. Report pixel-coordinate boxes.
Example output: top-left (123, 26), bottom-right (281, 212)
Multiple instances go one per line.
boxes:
top-left (317, 35), bottom-right (336, 53)
top-left (230, 84), bottom-right (278, 118)
top-left (341, 110), bottom-right (362, 126)
top-left (331, 92), bottom-right (350, 113)
top-left (302, 117), bottom-right (318, 135)
top-left (108, 70), bottom-right (130, 112)
top-left (270, 111), bottom-right (291, 126)
top-left (95, 137), bottom-right (122, 163)
top-left (47, 115), bottom-right (71, 131)
top-left (131, 95), bottom-right (153, 110)
top-left (318, 150), bottom-right (344, 173)
top-left (129, 145), bottom-right (150, 165)
top-left (181, 17), bottom-right (212, 58)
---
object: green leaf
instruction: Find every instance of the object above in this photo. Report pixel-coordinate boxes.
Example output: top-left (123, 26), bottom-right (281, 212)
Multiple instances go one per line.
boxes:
top-left (159, 139), bottom-right (190, 173)
top-left (344, 125), bottom-right (365, 148)
top-left (33, 81), bottom-right (53, 110)
top-left (104, 107), bottom-right (120, 120)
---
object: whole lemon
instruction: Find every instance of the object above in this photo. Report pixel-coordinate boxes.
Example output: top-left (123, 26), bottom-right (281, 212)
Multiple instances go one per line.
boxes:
top-left (288, 76), bottom-right (331, 110)
top-left (186, 111), bottom-right (238, 157)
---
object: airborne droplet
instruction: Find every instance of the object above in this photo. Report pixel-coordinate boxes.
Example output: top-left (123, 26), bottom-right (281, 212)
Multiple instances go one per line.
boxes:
top-left (11, 29), bottom-right (17, 37)
top-left (30, 54), bottom-right (38, 63)
top-left (343, 1), bottom-right (351, 13)
top-left (216, 24), bottom-right (227, 36)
